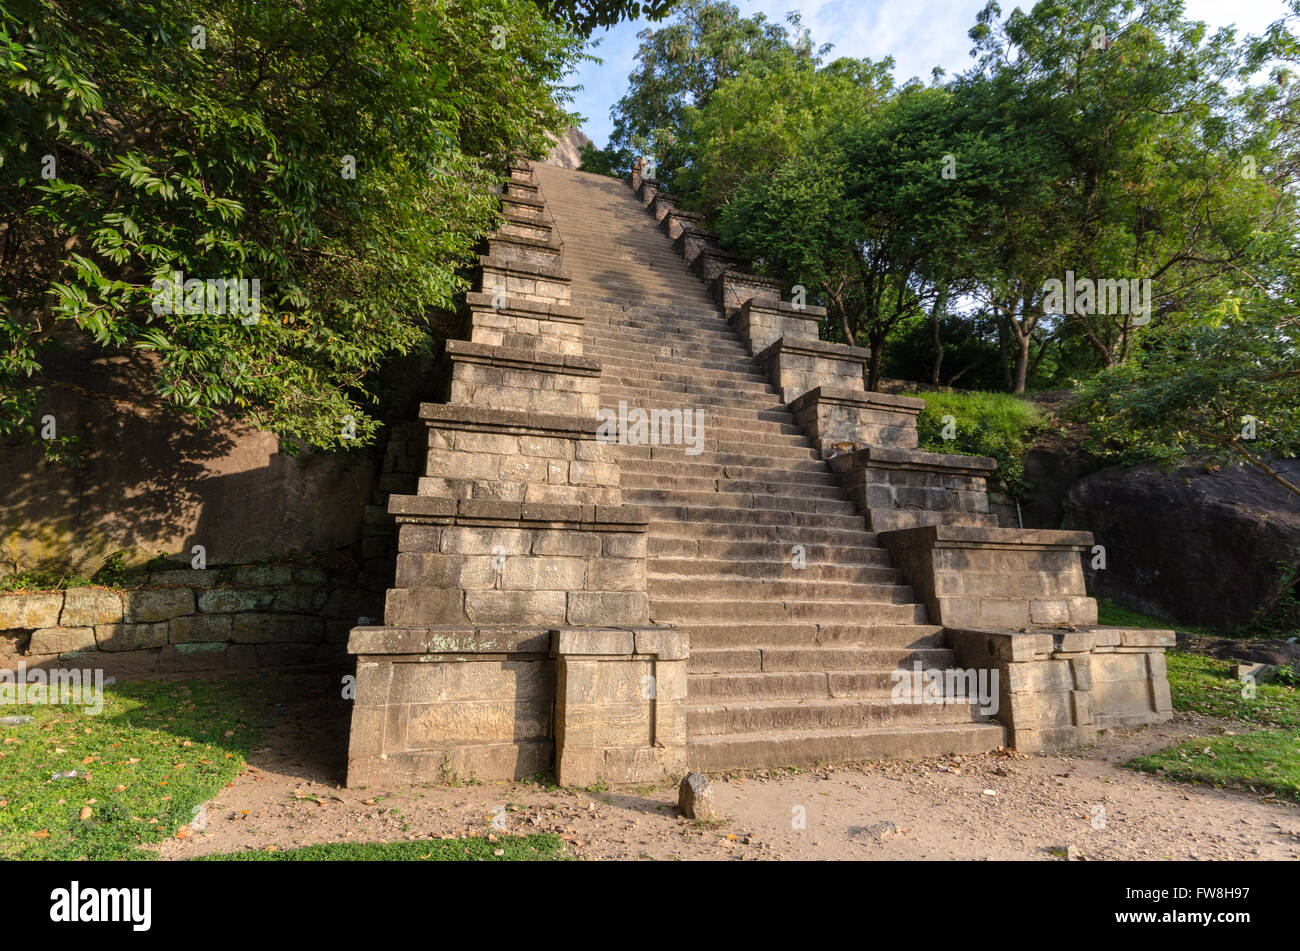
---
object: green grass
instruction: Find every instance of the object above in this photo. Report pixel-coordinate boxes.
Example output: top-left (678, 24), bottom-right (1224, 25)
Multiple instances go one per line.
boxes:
top-left (1095, 598), bottom-right (1216, 637)
top-left (911, 390), bottom-right (1044, 497)
top-left (0, 674), bottom-right (304, 860)
top-left (1102, 600), bottom-right (1300, 799)
top-left (1128, 730), bottom-right (1300, 801)
top-left (194, 834), bottom-right (566, 861)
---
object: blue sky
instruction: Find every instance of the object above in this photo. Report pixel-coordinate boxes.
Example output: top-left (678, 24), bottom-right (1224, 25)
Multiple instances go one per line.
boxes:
top-left (566, 0), bottom-right (1292, 149)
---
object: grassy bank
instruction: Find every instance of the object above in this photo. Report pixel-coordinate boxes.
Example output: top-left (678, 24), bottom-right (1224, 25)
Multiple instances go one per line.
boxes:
top-left (1101, 600), bottom-right (1300, 801)
top-left (0, 674), bottom-right (297, 860)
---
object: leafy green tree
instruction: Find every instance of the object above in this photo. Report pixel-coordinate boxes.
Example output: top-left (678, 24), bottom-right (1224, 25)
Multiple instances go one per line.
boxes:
top-left (719, 83), bottom-right (1034, 390)
top-left (673, 51), bottom-right (892, 212)
top-left (536, 0), bottom-right (673, 35)
top-left (1067, 286), bottom-right (1300, 498)
top-left (966, 0), bottom-right (1296, 382)
top-left (1, 0), bottom-right (584, 455)
top-left (604, 0), bottom-right (820, 173)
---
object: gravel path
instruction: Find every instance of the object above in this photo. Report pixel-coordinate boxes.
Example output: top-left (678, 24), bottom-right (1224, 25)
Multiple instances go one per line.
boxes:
top-left (153, 691), bottom-right (1300, 861)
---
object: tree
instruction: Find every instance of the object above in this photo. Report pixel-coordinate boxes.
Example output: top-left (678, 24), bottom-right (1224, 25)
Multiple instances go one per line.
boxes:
top-left (719, 83), bottom-right (1030, 390)
top-left (603, 0), bottom-right (820, 174)
top-left (673, 51), bottom-right (892, 212)
top-left (1067, 285), bottom-right (1300, 499)
top-left (965, 0), bottom-right (1296, 383)
top-left (535, 0), bottom-right (673, 35)
top-left (1, 0), bottom-right (584, 456)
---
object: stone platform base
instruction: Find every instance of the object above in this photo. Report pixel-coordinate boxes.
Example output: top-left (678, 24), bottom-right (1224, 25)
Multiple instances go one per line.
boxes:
top-left (946, 626), bottom-right (1174, 752)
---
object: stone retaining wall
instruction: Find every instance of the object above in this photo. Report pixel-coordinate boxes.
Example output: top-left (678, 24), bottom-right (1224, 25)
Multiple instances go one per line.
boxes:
top-left (0, 563), bottom-right (380, 679)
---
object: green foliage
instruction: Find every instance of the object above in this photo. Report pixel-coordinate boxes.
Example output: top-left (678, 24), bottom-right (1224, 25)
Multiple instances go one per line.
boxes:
top-left (1, 0), bottom-right (584, 455)
top-left (535, 0), bottom-right (671, 35)
top-left (0, 674), bottom-right (295, 859)
top-left (577, 141), bottom-right (629, 178)
top-left (912, 390), bottom-right (1045, 497)
top-left (605, 0), bottom-right (817, 168)
top-left (1129, 728), bottom-right (1300, 801)
top-left (0, 548), bottom-right (140, 590)
top-left (1066, 294), bottom-right (1300, 496)
top-left (673, 51), bottom-right (892, 210)
top-left (604, 0), bottom-right (1300, 399)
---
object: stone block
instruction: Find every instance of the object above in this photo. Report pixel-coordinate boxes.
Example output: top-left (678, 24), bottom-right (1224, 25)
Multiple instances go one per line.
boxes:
top-left (170, 614), bottom-right (234, 644)
top-left (124, 588), bottom-right (196, 622)
top-left (464, 589), bottom-right (567, 626)
top-left (96, 622), bottom-right (169, 651)
top-left (0, 592), bottom-right (64, 629)
top-left (29, 626), bottom-right (97, 654)
top-left (567, 591), bottom-right (649, 626)
top-left (60, 588), bottom-right (124, 627)
top-left (230, 613), bottom-right (324, 644)
top-left (384, 588), bottom-right (468, 626)
top-left (554, 628), bottom-right (634, 657)
top-left (233, 565), bottom-right (294, 586)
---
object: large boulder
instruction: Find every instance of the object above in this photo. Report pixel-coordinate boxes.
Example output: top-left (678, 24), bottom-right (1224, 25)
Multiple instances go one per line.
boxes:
top-left (1062, 459), bottom-right (1300, 630)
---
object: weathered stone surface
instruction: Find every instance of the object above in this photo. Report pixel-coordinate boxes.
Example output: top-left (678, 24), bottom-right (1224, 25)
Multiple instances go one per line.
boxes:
top-left (0, 592), bottom-right (63, 630)
top-left (233, 565), bottom-right (294, 586)
top-left (160, 642), bottom-right (229, 672)
top-left (96, 621), bottom-right (169, 652)
top-left (197, 587), bottom-right (274, 613)
top-left (29, 626), bottom-right (97, 654)
top-left (60, 588), bottom-right (124, 627)
top-left (230, 613), bottom-right (324, 644)
top-left (124, 588), bottom-right (195, 623)
top-left (169, 614), bottom-right (234, 644)
top-left (1063, 459), bottom-right (1300, 629)
top-left (678, 773), bottom-right (717, 820)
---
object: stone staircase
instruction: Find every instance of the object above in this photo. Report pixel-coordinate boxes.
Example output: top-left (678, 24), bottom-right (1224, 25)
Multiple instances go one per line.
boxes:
top-left (533, 164), bottom-right (1004, 771)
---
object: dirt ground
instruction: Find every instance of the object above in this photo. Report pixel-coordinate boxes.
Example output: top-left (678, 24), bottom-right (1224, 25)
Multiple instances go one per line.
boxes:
top-left (153, 678), bottom-right (1300, 861)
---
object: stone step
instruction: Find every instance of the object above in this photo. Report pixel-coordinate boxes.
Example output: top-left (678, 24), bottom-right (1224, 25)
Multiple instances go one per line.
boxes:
top-left (689, 669), bottom-right (903, 701)
top-left (584, 313), bottom-right (739, 338)
top-left (687, 696), bottom-right (984, 736)
top-left (687, 646), bottom-right (956, 674)
top-left (584, 312), bottom-right (736, 333)
top-left (585, 338), bottom-right (752, 363)
top-left (589, 320), bottom-right (739, 344)
top-left (638, 504), bottom-right (866, 531)
top-left (587, 349), bottom-right (763, 378)
top-left (649, 577), bottom-right (912, 602)
top-left (600, 386), bottom-right (787, 415)
top-left (686, 722), bottom-right (1005, 771)
top-left (574, 280), bottom-right (718, 307)
top-left (650, 599), bottom-right (927, 624)
top-left (577, 300), bottom-right (726, 322)
top-left (597, 415), bottom-right (813, 450)
top-left (620, 471), bottom-right (836, 493)
top-left (626, 488), bottom-right (854, 516)
top-left (617, 443), bottom-right (822, 466)
top-left (620, 457), bottom-right (834, 484)
top-left (648, 537), bottom-right (890, 565)
top-left (648, 558), bottom-right (898, 583)
top-left (647, 520), bottom-right (877, 547)
top-left (677, 623), bottom-right (945, 649)
top-left (600, 368), bottom-right (774, 395)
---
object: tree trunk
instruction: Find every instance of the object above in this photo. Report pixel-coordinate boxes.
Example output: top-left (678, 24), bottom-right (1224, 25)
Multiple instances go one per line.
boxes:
top-left (866, 332), bottom-right (885, 392)
top-left (929, 288), bottom-right (947, 385)
top-left (1012, 331), bottom-right (1031, 394)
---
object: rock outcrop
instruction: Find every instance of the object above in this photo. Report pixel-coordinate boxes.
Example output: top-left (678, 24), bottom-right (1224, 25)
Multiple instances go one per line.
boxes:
top-left (1062, 459), bottom-right (1300, 630)
top-left (543, 127), bottom-right (592, 170)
